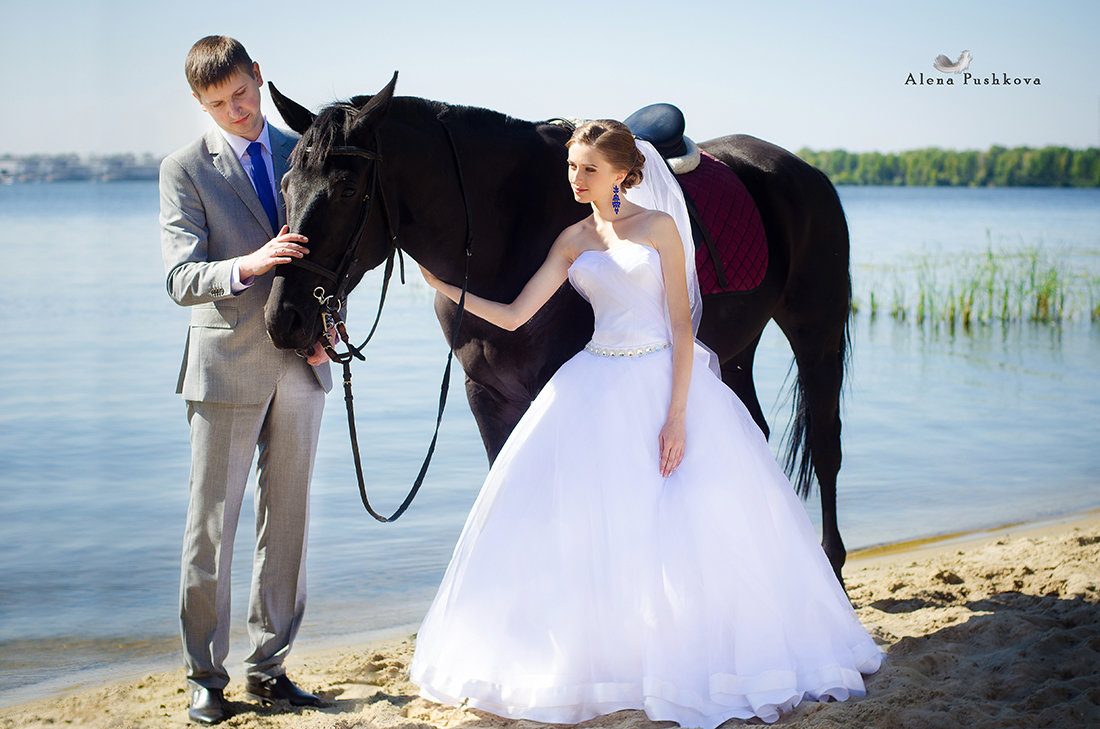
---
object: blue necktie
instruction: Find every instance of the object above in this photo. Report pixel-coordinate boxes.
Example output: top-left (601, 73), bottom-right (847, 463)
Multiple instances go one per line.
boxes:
top-left (246, 141), bottom-right (279, 234)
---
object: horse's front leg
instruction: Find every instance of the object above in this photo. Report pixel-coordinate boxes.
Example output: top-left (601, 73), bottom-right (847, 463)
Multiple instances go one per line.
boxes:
top-left (464, 375), bottom-right (530, 464)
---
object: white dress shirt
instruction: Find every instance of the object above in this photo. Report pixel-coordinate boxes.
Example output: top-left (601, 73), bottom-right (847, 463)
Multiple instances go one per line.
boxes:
top-left (217, 119), bottom-right (277, 293)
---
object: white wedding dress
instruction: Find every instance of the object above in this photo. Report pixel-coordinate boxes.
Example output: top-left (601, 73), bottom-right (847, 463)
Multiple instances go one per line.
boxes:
top-left (409, 241), bottom-right (882, 728)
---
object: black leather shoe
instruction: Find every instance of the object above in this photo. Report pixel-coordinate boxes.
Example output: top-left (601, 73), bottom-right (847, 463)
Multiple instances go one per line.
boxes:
top-left (245, 674), bottom-right (325, 708)
top-left (188, 686), bottom-right (232, 725)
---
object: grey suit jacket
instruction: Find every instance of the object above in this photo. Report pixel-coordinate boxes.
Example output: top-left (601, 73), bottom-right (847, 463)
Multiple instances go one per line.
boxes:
top-left (160, 125), bottom-right (332, 404)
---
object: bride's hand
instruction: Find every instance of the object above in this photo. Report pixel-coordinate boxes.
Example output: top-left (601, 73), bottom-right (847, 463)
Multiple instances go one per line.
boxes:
top-left (658, 416), bottom-right (686, 477)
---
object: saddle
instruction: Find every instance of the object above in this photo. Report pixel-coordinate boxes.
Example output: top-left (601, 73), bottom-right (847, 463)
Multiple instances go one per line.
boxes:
top-left (625, 104), bottom-right (767, 294)
top-left (623, 103), bottom-right (701, 174)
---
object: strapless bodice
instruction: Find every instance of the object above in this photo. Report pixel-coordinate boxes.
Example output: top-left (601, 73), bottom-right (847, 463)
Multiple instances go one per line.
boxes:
top-left (567, 244), bottom-right (671, 353)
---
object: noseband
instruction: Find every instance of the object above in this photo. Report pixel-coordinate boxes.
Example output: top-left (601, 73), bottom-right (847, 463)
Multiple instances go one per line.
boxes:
top-left (285, 107), bottom-right (474, 523)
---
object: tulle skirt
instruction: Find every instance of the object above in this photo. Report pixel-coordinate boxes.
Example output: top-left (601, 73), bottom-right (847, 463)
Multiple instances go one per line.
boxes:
top-left (409, 344), bottom-right (882, 728)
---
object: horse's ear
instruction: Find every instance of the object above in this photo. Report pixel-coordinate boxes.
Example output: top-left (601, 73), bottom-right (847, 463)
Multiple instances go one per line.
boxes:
top-left (350, 71), bottom-right (399, 136)
top-left (269, 82), bottom-right (316, 135)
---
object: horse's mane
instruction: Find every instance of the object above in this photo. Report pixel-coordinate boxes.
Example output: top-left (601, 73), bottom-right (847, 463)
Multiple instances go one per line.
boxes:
top-left (290, 96), bottom-right (537, 171)
top-left (288, 101), bottom-right (366, 171)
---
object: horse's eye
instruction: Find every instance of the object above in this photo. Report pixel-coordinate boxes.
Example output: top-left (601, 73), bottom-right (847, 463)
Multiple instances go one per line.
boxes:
top-left (340, 185), bottom-right (357, 199)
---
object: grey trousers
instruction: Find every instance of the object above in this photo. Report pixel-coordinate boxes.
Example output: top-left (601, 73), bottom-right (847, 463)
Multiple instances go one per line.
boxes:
top-left (180, 362), bottom-right (325, 690)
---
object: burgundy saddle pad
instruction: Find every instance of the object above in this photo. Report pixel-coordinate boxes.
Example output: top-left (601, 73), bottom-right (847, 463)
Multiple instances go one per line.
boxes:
top-left (676, 151), bottom-right (768, 294)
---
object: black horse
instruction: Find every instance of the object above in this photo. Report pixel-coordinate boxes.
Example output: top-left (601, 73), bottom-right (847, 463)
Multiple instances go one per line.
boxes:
top-left (264, 74), bottom-right (854, 579)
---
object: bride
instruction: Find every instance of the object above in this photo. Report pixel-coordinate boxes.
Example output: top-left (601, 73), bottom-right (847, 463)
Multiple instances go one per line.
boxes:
top-left (411, 119), bottom-right (882, 728)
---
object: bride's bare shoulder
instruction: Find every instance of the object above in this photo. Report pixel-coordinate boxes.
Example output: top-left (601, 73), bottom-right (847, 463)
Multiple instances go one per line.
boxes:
top-left (639, 208), bottom-right (675, 228)
top-left (560, 216), bottom-right (595, 237)
top-left (636, 209), bottom-right (681, 250)
top-left (551, 216), bottom-right (596, 259)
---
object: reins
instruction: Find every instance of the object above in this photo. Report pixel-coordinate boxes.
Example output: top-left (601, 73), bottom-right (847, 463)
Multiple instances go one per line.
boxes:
top-left (288, 105), bottom-right (472, 522)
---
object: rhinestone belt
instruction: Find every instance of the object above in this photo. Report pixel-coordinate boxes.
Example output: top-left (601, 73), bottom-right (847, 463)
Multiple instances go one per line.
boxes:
top-left (584, 342), bottom-right (671, 358)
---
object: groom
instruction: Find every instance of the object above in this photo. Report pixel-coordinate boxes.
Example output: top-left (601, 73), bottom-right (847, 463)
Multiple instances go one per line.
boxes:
top-left (160, 35), bottom-right (331, 725)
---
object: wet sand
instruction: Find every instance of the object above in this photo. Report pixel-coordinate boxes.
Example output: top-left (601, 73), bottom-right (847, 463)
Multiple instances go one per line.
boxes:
top-left (3, 509), bottom-right (1098, 728)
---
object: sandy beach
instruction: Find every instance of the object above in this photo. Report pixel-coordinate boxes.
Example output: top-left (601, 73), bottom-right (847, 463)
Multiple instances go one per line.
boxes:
top-left (3, 510), bottom-right (1097, 728)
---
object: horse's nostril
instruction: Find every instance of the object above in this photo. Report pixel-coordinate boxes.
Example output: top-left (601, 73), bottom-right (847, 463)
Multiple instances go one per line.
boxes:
top-left (280, 302), bottom-right (303, 334)
top-left (265, 274), bottom-right (322, 351)
top-left (265, 296), bottom-right (315, 350)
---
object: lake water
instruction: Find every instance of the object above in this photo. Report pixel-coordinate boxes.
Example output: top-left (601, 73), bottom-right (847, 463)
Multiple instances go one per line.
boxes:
top-left (0, 183), bottom-right (1097, 705)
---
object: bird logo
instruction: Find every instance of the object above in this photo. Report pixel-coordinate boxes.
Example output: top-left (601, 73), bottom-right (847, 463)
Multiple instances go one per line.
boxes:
top-left (933, 50), bottom-right (972, 73)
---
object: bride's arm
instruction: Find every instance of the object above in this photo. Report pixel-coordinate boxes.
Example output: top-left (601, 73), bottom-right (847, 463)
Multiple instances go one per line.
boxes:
top-left (418, 231), bottom-right (576, 332)
top-left (652, 213), bottom-right (694, 477)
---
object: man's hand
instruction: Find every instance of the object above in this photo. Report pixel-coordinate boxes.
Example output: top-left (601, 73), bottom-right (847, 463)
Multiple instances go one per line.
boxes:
top-left (304, 325), bottom-right (338, 366)
top-left (239, 226), bottom-right (309, 279)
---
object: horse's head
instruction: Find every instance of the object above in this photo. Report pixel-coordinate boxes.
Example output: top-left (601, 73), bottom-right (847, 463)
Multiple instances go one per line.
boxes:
top-left (264, 72), bottom-right (399, 352)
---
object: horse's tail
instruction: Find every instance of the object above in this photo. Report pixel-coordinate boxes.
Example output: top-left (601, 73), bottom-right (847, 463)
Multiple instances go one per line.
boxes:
top-left (779, 170), bottom-right (852, 500)
top-left (780, 310), bottom-right (851, 500)
top-left (781, 364), bottom-right (813, 500)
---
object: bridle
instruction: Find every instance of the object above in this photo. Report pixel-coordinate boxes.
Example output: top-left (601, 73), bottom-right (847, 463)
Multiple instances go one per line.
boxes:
top-left (288, 127), bottom-right (394, 365)
top-left (286, 105), bottom-right (473, 523)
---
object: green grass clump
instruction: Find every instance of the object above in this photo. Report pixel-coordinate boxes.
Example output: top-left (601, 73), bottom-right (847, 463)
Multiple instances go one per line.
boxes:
top-left (857, 244), bottom-right (1096, 334)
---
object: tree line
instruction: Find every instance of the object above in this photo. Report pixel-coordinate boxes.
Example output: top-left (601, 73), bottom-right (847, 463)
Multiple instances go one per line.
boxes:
top-left (796, 146), bottom-right (1100, 187)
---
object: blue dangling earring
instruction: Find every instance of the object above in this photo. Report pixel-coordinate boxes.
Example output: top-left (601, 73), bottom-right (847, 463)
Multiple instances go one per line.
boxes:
top-left (611, 184), bottom-right (621, 215)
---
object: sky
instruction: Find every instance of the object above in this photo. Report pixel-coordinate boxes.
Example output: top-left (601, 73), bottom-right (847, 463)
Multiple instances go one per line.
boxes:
top-left (2, 0), bottom-right (1097, 156)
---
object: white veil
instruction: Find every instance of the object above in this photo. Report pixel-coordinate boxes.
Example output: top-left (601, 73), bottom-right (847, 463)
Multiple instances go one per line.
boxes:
top-left (623, 139), bottom-right (703, 335)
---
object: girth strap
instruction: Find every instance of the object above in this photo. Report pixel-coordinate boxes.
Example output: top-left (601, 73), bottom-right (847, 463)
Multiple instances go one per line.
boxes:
top-left (680, 190), bottom-right (728, 289)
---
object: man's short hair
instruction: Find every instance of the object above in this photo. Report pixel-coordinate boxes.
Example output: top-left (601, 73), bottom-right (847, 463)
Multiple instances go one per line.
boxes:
top-left (185, 36), bottom-right (254, 95)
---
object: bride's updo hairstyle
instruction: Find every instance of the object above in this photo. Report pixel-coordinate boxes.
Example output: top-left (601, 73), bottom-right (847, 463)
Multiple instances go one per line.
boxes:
top-left (567, 120), bottom-right (645, 189)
